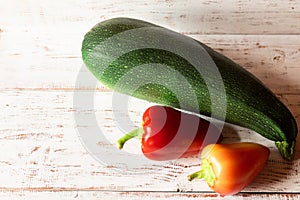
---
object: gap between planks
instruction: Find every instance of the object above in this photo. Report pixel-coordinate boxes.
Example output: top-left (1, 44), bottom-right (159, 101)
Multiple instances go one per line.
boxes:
top-left (0, 189), bottom-right (300, 200)
top-left (1, 187), bottom-right (300, 195)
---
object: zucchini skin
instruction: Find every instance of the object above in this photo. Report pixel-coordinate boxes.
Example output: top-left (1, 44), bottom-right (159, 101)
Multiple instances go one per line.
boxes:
top-left (81, 18), bottom-right (298, 160)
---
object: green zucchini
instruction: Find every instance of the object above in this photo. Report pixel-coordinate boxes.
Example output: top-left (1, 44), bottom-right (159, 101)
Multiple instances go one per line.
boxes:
top-left (81, 17), bottom-right (298, 160)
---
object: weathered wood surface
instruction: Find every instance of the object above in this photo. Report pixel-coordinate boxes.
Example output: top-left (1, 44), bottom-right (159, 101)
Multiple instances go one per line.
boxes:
top-left (1, 0), bottom-right (300, 199)
top-left (0, 190), bottom-right (300, 200)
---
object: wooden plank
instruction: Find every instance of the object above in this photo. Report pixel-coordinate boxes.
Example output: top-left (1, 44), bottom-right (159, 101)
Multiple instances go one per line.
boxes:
top-left (1, 31), bottom-right (300, 94)
top-left (1, 0), bottom-right (300, 35)
top-left (0, 190), bottom-right (299, 200)
top-left (0, 91), bottom-right (299, 192)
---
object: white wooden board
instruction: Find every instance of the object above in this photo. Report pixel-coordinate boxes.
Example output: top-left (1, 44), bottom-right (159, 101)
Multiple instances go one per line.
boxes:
top-left (0, 0), bottom-right (299, 199)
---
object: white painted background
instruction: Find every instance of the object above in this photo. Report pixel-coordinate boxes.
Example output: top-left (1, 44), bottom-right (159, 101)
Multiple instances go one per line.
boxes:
top-left (0, 0), bottom-right (300, 199)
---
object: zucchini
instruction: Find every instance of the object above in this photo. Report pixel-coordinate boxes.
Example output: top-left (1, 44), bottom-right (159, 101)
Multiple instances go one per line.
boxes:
top-left (81, 18), bottom-right (298, 160)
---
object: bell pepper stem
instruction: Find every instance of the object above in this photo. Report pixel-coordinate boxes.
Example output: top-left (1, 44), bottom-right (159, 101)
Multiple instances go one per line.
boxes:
top-left (117, 128), bottom-right (143, 149)
top-left (187, 159), bottom-right (216, 187)
top-left (187, 171), bottom-right (204, 181)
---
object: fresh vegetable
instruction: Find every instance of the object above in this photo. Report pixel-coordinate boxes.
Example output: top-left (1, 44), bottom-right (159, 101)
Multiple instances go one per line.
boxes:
top-left (81, 17), bottom-right (298, 160)
top-left (117, 105), bottom-right (222, 161)
top-left (187, 142), bottom-right (270, 196)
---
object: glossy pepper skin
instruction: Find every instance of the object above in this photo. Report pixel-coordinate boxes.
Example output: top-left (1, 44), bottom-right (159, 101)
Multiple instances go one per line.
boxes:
top-left (118, 105), bottom-right (222, 161)
top-left (188, 142), bottom-right (270, 196)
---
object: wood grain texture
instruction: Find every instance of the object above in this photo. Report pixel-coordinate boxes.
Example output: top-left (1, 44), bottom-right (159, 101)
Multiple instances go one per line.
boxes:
top-left (1, 0), bottom-right (299, 35)
top-left (1, 34), bottom-right (299, 94)
top-left (0, 190), bottom-right (300, 200)
top-left (0, 0), bottom-right (299, 198)
top-left (0, 91), bottom-right (299, 192)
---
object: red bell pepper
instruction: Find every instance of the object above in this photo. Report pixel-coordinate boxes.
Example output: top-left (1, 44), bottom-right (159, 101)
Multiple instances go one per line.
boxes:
top-left (188, 142), bottom-right (270, 196)
top-left (117, 105), bottom-right (222, 161)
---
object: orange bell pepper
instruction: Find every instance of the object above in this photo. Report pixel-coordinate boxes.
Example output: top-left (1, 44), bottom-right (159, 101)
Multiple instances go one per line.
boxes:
top-left (188, 142), bottom-right (270, 196)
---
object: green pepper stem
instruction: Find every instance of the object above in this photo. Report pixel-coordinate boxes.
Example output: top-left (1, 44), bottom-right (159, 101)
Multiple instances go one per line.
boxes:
top-left (187, 170), bottom-right (205, 181)
top-left (187, 159), bottom-right (216, 187)
top-left (117, 128), bottom-right (143, 149)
